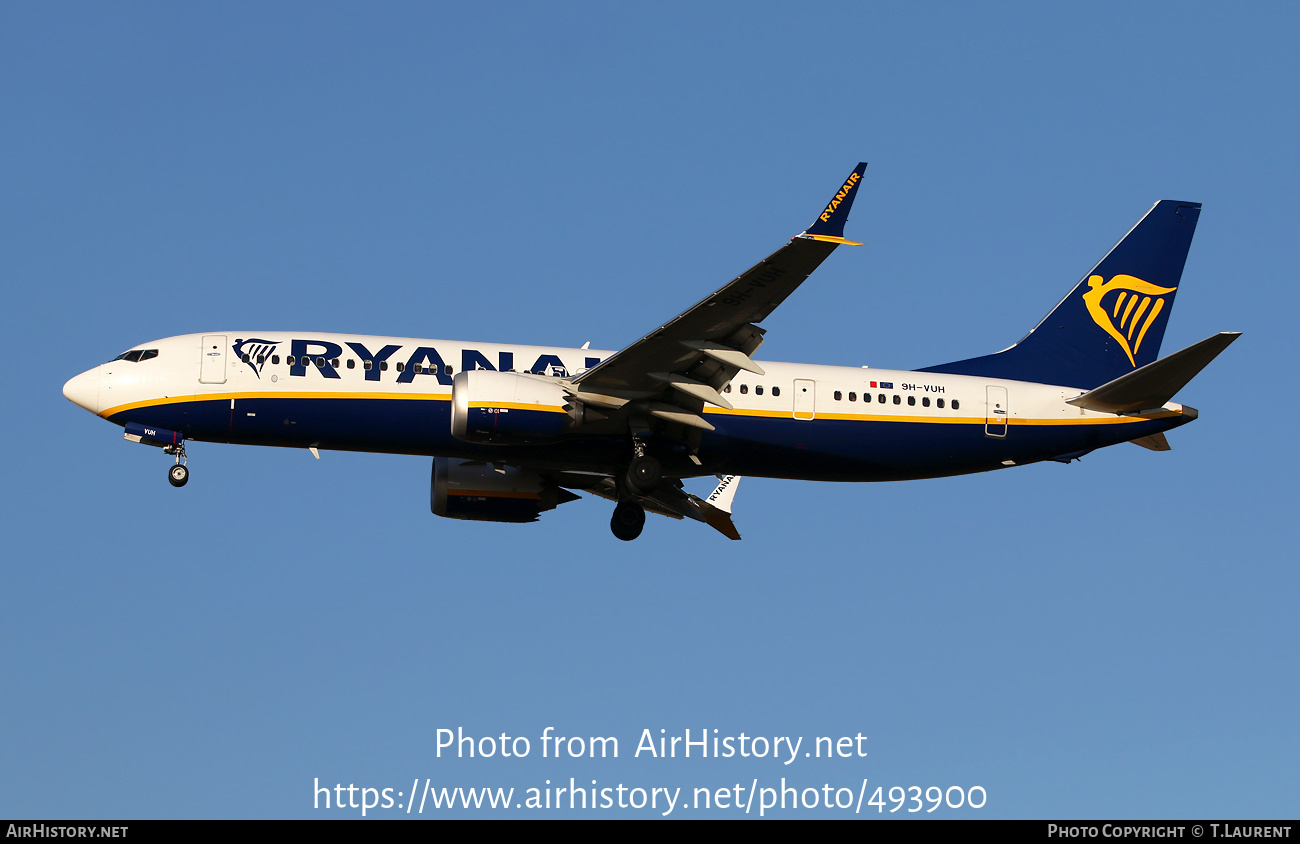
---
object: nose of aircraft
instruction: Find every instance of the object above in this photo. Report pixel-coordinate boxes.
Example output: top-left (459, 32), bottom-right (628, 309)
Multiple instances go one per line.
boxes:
top-left (63, 367), bottom-right (100, 414)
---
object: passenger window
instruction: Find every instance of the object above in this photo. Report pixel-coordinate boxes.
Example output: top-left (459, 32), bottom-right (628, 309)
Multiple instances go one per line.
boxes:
top-left (272, 355), bottom-right (280, 365)
top-left (724, 384), bottom-right (732, 393)
top-left (444, 365), bottom-right (453, 375)
top-left (287, 355), bottom-right (296, 366)
top-left (893, 395), bottom-right (901, 405)
top-left (380, 361), bottom-right (388, 371)
top-left (332, 358), bottom-right (340, 367)
top-left (937, 398), bottom-right (945, 408)
top-left (396, 362), bottom-right (404, 372)
top-left (907, 396), bottom-right (916, 406)
top-left (316, 357), bottom-right (326, 367)
top-left (922, 397), bottom-right (930, 407)
top-left (256, 355), bottom-right (265, 364)
top-left (756, 386), bottom-right (764, 396)
top-left (849, 392), bottom-right (856, 402)
top-left (347, 359), bottom-right (355, 369)
top-left (241, 354), bottom-right (250, 363)
top-left (364, 360), bottom-right (373, 370)
top-left (834, 391), bottom-right (842, 401)
top-left (864, 393), bottom-right (872, 403)
top-left (740, 384), bottom-right (748, 395)
top-left (953, 400), bottom-right (960, 410)
top-left (772, 386), bottom-right (780, 397)
top-left (878, 394), bottom-right (886, 403)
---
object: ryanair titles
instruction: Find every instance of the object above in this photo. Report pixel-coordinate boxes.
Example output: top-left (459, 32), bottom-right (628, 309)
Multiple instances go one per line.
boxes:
top-left (819, 171), bottom-right (861, 222)
top-left (237, 338), bottom-right (602, 385)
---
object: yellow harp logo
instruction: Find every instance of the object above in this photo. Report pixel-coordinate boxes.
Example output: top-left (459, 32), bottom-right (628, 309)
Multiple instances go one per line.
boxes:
top-left (1082, 274), bottom-right (1177, 367)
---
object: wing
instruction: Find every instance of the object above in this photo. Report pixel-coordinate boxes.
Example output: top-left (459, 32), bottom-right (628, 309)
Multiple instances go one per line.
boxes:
top-left (569, 163), bottom-right (867, 433)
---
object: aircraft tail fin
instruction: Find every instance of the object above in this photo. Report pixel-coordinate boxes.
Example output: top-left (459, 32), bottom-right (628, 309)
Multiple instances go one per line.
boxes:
top-left (1066, 331), bottom-right (1240, 414)
top-left (920, 201), bottom-right (1203, 388)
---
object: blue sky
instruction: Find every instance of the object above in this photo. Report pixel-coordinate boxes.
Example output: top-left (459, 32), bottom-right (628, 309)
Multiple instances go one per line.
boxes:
top-left (2, 3), bottom-right (1296, 818)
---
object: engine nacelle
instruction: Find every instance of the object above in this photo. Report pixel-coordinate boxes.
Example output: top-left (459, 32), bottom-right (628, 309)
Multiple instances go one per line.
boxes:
top-left (450, 369), bottom-right (571, 444)
top-left (430, 457), bottom-right (578, 523)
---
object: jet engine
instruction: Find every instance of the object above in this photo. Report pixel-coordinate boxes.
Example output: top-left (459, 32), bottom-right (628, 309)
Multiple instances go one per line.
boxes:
top-left (450, 370), bottom-right (571, 445)
top-left (430, 457), bottom-right (579, 523)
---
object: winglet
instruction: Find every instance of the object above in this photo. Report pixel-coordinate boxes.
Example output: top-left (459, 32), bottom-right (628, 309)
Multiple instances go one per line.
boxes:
top-left (803, 162), bottom-right (867, 244)
top-left (705, 474), bottom-right (740, 514)
top-left (699, 475), bottom-right (742, 540)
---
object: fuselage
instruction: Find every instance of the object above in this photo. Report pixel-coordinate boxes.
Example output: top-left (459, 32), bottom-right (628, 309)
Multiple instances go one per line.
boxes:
top-left (62, 331), bottom-right (1196, 482)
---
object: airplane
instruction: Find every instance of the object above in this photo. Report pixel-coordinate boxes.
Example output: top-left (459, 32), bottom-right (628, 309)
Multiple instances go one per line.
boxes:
top-left (62, 163), bottom-right (1239, 541)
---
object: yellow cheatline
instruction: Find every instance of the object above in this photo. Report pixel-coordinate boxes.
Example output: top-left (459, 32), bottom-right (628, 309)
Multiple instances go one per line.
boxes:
top-left (467, 402), bottom-right (567, 413)
top-left (701, 407), bottom-right (1176, 426)
top-left (101, 392), bottom-right (1180, 427)
top-left (99, 390), bottom-right (452, 418)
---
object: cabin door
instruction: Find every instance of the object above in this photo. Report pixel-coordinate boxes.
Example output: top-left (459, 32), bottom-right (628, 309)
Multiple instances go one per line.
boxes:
top-left (793, 379), bottom-right (816, 420)
top-left (985, 385), bottom-right (1008, 438)
top-left (199, 335), bottom-right (228, 384)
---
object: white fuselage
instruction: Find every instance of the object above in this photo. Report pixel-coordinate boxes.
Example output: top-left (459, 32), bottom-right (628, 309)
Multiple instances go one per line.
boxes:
top-left (63, 331), bottom-right (1192, 483)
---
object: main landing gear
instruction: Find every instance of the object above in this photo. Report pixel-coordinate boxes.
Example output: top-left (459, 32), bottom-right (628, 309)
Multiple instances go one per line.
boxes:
top-left (164, 443), bottom-right (189, 488)
top-left (611, 501), bottom-right (646, 542)
top-left (624, 454), bottom-right (661, 497)
top-left (610, 445), bottom-right (659, 541)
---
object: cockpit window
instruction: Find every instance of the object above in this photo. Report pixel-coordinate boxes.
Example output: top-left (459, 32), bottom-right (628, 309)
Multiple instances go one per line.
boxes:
top-left (112, 349), bottom-right (158, 363)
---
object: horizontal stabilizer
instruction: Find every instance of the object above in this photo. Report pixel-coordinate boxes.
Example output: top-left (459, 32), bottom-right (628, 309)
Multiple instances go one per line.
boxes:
top-left (1067, 331), bottom-right (1240, 414)
top-left (1129, 432), bottom-right (1172, 451)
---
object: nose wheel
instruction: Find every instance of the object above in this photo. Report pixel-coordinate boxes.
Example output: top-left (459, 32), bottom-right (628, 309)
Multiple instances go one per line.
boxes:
top-left (168, 464), bottom-right (190, 487)
top-left (164, 443), bottom-right (189, 488)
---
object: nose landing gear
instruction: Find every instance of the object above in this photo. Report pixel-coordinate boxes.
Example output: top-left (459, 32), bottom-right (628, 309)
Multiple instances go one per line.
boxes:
top-left (164, 443), bottom-right (189, 488)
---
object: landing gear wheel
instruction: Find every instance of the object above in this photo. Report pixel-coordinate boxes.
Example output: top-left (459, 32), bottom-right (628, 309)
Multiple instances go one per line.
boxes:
top-left (624, 456), bottom-right (662, 496)
top-left (611, 502), bottom-right (646, 541)
top-left (168, 464), bottom-right (189, 488)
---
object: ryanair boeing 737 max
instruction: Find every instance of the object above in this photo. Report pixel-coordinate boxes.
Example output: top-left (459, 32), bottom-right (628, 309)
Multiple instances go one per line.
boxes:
top-left (62, 163), bottom-right (1238, 540)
